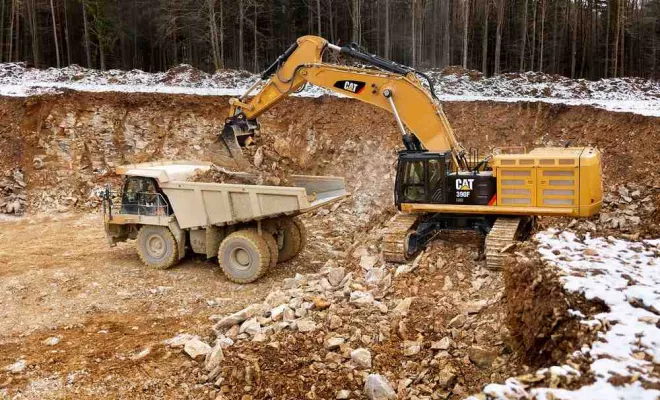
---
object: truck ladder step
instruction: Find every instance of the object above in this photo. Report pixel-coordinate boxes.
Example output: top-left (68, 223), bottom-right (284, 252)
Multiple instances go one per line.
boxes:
top-left (382, 213), bottom-right (420, 263)
top-left (485, 217), bottom-right (524, 271)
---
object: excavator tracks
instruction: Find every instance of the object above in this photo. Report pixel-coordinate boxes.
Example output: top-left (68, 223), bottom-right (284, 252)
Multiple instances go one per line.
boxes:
top-left (383, 213), bottom-right (420, 263)
top-left (485, 217), bottom-right (525, 271)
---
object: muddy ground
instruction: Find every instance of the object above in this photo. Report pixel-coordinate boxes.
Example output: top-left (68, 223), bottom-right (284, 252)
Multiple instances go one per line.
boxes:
top-left (0, 92), bottom-right (658, 399)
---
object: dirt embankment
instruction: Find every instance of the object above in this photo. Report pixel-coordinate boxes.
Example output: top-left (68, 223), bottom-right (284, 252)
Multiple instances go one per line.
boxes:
top-left (1, 93), bottom-right (658, 207)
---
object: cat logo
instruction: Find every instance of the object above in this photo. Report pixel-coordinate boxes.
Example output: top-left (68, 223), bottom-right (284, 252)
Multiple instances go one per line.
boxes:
top-left (455, 178), bottom-right (475, 191)
top-left (333, 80), bottom-right (366, 94)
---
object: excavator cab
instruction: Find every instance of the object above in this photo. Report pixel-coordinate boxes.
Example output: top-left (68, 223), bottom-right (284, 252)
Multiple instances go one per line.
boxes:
top-left (395, 151), bottom-right (498, 208)
top-left (395, 151), bottom-right (451, 206)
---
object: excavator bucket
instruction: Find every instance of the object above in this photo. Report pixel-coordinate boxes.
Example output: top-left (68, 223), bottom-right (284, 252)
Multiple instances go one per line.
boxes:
top-left (209, 124), bottom-right (251, 170)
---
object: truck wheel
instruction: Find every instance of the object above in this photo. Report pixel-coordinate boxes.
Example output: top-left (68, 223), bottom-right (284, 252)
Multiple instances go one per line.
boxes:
top-left (218, 230), bottom-right (270, 283)
top-left (277, 218), bottom-right (303, 262)
top-left (136, 225), bottom-right (179, 270)
top-left (292, 217), bottom-right (307, 254)
top-left (261, 231), bottom-right (279, 269)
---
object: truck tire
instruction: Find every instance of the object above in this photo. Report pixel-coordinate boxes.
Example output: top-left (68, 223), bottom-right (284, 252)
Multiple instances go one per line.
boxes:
top-left (277, 218), bottom-right (303, 262)
top-left (218, 230), bottom-right (270, 283)
top-left (261, 231), bottom-right (279, 269)
top-left (136, 225), bottom-right (179, 270)
top-left (292, 217), bottom-right (307, 255)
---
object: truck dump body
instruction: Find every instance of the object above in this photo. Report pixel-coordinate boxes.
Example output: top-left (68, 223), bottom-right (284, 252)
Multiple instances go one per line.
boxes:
top-left (115, 161), bottom-right (347, 229)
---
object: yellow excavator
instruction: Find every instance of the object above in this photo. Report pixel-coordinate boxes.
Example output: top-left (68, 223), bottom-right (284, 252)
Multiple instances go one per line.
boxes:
top-left (218, 35), bottom-right (603, 270)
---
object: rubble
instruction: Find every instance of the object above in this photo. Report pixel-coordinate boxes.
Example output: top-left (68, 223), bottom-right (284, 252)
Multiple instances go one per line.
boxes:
top-left (5, 360), bottom-right (26, 374)
top-left (184, 339), bottom-right (212, 360)
top-left (0, 169), bottom-right (27, 215)
top-left (363, 374), bottom-right (396, 400)
top-left (42, 337), bottom-right (61, 346)
top-left (468, 345), bottom-right (498, 368)
top-left (188, 163), bottom-right (294, 187)
top-left (568, 182), bottom-right (658, 238)
top-left (163, 333), bottom-right (200, 348)
top-left (191, 234), bottom-right (518, 398)
top-left (205, 343), bottom-right (224, 371)
top-left (350, 348), bottom-right (372, 368)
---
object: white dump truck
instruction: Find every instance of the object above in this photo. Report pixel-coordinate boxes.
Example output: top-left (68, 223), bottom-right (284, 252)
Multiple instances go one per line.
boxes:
top-left (102, 161), bottom-right (347, 283)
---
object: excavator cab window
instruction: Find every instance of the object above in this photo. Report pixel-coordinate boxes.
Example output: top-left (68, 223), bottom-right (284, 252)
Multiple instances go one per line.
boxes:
top-left (401, 161), bottom-right (426, 202)
top-left (395, 152), bottom-right (451, 206)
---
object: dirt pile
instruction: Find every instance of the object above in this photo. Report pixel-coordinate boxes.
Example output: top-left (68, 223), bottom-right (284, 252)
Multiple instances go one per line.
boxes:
top-left (0, 168), bottom-right (27, 214)
top-left (163, 228), bottom-right (523, 400)
top-left (558, 181), bottom-right (659, 240)
top-left (188, 164), bottom-right (294, 187)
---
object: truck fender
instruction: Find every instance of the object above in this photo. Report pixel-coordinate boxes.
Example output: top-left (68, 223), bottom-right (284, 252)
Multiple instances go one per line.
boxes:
top-left (168, 219), bottom-right (186, 261)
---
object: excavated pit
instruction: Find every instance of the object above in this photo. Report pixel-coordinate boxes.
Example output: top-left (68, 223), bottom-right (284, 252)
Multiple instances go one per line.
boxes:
top-left (0, 92), bottom-right (658, 398)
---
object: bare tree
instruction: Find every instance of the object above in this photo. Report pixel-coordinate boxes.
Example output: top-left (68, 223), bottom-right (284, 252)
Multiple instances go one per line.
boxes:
top-left (26, 0), bottom-right (40, 67)
top-left (520, 0), bottom-right (528, 71)
top-left (82, 0), bottom-right (92, 68)
top-left (384, 0), bottom-right (390, 58)
top-left (7, 0), bottom-right (14, 62)
top-left (0, 0), bottom-right (5, 62)
top-left (207, 0), bottom-right (221, 70)
top-left (570, 0), bottom-right (578, 77)
top-left (219, 0), bottom-right (224, 68)
top-left (530, 0), bottom-right (537, 70)
top-left (411, 0), bottom-right (416, 66)
top-left (350, 0), bottom-right (361, 45)
top-left (63, 0), bottom-right (72, 65)
top-left (327, 0), bottom-right (335, 42)
top-left (441, 0), bottom-right (450, 67)
top-left (539, 0), bottom-right (546, 72)
top-left (50, 0), bottom-right (61, 67)
top-left (604, 0), bottom-right (610, 76)
top-left (551, 0), bottom-right (559, 72)
top-left (482, 0), bottom-right (489, 73)
top-left (494, 0), bottom-right (504, 74)
top-left (252, 0), bottom-right (258, 72)
top-left (317, 0), bottom-right (321, 35)
top-left (462, 0), bottom-right (469, 68)
top-left (238, 0), bottom-right (244, 69)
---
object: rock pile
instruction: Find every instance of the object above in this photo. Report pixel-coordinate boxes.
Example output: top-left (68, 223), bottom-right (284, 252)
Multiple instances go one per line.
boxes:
top-left (0, 169), bottom-right (27, 215)
top-left (164, 237), bottom-right (518, 399)
top-left (188, 162), bottom-right (294, 187)
top-left (569, 182), bottom-right (658, 238)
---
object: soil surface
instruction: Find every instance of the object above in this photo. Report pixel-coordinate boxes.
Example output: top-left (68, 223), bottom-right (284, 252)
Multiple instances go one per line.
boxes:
top-left (0, 91), bottom-right (658, 399)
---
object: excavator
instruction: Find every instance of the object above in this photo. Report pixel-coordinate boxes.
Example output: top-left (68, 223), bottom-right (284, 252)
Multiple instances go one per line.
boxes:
top-left (216, 35), bottom-right (603, 270)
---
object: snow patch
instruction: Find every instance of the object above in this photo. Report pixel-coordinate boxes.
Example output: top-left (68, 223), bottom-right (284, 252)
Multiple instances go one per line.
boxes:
top-left (0, 63), bottom-right (657, 116)
top-left (470, 230), bottom-right (660, 399)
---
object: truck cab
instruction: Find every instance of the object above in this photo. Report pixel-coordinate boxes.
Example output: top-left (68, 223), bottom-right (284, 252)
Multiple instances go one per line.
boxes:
top-left (118, 176), bottom-right (171, 217)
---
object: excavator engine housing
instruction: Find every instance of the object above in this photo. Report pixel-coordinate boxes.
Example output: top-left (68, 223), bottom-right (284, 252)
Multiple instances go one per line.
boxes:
top-left (396, 147), bottom-right (602, 218)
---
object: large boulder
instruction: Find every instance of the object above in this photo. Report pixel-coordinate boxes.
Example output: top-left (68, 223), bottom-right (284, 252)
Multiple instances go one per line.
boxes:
top-left (363, 374), bottom-right (396, 400)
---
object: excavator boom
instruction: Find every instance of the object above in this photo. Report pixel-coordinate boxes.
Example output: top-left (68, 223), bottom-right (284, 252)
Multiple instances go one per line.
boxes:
top-left (220, 35), bottom-right (468, 170)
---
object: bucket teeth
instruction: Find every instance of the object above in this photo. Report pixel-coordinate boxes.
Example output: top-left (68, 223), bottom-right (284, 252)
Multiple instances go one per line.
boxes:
top-left (382, 213), bottom-right (420, 263)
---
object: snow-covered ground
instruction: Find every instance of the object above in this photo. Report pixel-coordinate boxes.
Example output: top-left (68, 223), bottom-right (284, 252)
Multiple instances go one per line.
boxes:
top-left (0, 62), bottom-right (657, 117)
top-left (473, 230), bottom-right (660, 400)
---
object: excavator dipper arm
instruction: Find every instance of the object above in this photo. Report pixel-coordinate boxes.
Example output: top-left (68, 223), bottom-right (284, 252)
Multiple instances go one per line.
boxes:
top-left (221, 35), bottom-right (468, 170)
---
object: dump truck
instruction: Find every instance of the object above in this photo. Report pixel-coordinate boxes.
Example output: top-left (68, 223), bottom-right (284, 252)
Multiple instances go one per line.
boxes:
top-left (102, 161), bottom-right (347, 283)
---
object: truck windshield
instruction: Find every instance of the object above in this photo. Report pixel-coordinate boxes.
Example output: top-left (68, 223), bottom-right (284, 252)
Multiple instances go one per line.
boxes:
top-left (120, 177), bottom-right (169, 216)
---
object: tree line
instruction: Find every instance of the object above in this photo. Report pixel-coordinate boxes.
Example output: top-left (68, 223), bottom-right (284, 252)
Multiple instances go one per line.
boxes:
top-left (1, 0), bottom-right (658, 80)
